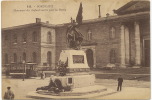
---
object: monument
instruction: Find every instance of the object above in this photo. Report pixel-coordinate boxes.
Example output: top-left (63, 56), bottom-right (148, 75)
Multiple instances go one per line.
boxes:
top-left (51, 9), bottom-right (96, 89)
top-left (27, 3), bottom-right (113, 99)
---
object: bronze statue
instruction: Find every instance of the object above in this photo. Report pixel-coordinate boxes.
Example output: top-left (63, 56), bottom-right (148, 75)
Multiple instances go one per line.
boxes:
top-left (66, 23), bottom-right (83, 50)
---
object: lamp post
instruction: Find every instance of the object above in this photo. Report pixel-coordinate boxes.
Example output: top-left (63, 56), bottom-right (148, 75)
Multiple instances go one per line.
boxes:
top-left (22, 60), bottom-right (25, 81)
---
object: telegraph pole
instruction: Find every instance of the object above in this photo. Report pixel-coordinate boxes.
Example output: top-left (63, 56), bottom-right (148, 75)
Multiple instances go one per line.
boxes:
top-left (98, 5), bottom-right (101, 18)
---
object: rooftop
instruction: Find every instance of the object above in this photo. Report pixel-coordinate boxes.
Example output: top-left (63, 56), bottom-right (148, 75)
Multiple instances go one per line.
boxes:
top-left (2, 0), bottom-right (150, 31)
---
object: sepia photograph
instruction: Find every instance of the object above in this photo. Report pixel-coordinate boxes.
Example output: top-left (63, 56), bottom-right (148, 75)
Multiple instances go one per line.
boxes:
top-left (1, 0), bottom-right (150, 99)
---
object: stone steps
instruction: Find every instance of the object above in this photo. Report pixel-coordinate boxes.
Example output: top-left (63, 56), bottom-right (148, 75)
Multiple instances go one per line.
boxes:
top-left (60, 85), bottom-right (107, 96)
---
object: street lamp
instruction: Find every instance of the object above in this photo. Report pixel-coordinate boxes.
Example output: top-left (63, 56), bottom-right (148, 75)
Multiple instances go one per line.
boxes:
top-left (22, 60), bottom-right (25, 81)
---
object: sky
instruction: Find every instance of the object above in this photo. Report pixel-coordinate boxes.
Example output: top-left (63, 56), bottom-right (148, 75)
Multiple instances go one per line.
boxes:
top-left (2, 0), bottom-right (131, 28)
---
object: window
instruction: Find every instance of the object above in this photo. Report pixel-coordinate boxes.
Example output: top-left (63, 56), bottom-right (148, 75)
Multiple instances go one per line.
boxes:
top-left (47, 51), bottom-right (52, 66)
top-left (109, 27), bottom-right (116, 39)
top-left (47, 32), bottom-right (52, 44)
top-left (22, 33), bottom-right (27, 42)
top-left (87, 30), bottom-right (92, 40)
top-left (110, 49), bottom-right (116, 64)
top-left (5, 53), bottom-right (8, 64)
top-left (32, 52), bottom-right (37, 63)
top-left (32, 32), bottom-right (37, 42)
top-left (23, 52), bottom-right (26, 62)
top-left (13, 34), bottom-right (17, 43)
top-left (5, 34), bottom-right (8, 41)
top-left (68, 78), bottom-right (73, 84)
top-left (14, 53), bottom-right (17, 63)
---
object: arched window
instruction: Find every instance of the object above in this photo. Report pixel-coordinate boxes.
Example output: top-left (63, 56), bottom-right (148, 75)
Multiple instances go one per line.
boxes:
top-left (47, 51), bottom-right (52, 66)
top-left (109, 27), bottom-right (116, 39)
top-left (5, 53), bottom-right (8, 64)
top-left (32, 32), bottom-right (37, 42)
top-left (87, 30), bottom-right (92, 40)
top-left (47, 32), bottom-right (52, 44)
top-left (14, 53), bottom-right (17, 63)
top-left (110, 49), bottom-right (116, 64)
top-left (22, 33), bottom-right (27, 42)
top-left (32, 52), bottom-right (37, 63)
top-left (13, 34), bottom-right (17, 43)
top-left (23, 52), bottom-right (26, 62)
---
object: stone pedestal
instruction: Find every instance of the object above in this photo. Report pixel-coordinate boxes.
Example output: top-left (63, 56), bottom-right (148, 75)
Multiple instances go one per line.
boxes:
top-left (56, 50), bottom-right (95, 89)
top-left (53, 74), bottom-right (95, 88)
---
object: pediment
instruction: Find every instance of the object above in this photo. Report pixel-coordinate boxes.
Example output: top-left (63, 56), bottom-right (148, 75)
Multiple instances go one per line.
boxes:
top-left (114, 1), bottom-right (150, 15)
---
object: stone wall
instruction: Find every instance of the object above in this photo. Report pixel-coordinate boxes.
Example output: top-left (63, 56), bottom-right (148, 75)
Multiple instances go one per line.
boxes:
top-left (55, 21), bottom-right (121, 68)
top-left (40, 26), bottom-right (56, 69)
top-left (2, 25), bottom-right (41, 65)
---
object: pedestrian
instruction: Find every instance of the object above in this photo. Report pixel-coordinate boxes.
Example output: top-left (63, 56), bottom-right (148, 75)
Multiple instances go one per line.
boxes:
top-left (40, 71), bottom-right (44, 79)
top-left (4, 87), bottom-right (15, 100)
top-left (117, 75), bottom-right (123, 91)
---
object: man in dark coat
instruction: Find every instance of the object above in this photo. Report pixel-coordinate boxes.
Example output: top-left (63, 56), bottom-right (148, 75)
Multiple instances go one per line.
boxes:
top-left (117, 75), bottom-right (123, 91)
top-left (4, 87), bottom-right (15, 100)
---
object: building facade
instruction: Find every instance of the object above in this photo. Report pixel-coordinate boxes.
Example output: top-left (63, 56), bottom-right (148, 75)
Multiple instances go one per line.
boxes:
top-left (2, 1), bottom-right (150, 70)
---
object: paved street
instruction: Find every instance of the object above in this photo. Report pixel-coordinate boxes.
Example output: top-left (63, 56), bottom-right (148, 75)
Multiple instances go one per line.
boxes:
top-left (2, 76), bottom-right (150, 99)
top-left (94, 79), bottom-right (150, 99)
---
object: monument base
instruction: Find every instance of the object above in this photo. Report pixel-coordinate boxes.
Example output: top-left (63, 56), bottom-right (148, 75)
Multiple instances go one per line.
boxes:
top-left (27, 85), bottom-right (115, 99)
top-left (54, 74), bottom-right (95, 88)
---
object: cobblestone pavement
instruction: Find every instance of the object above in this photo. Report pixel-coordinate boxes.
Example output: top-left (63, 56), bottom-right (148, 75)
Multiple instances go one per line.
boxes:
top-left (2, 76), bottom-right (150, 99)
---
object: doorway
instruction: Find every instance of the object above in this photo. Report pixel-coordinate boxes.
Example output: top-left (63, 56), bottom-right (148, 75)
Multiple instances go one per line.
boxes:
top-left (86, 49), bottom-right (94, 68)
top-left (144, 40), bottom-right (150, 67)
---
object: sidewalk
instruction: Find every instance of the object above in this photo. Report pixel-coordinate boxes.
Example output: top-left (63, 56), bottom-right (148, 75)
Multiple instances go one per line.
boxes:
top-left (90, 70), bottom-right (150, 81)
top-left (90, 71), bottom-right (150, 75)
top-left (2, 77), bottom-right (150, 99)
top-left (94, 87), bottom-right (150, 99)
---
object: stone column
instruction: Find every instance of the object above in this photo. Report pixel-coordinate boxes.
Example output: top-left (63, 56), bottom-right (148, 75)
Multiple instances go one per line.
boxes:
top-left (124, 27), bottom-right (130, 65)
top-left (92, 48), bottom-right (96, 68)
top-left (120, 25), bottom-right (126, 67)
top-left (134, 21), bottom-right (141, 66)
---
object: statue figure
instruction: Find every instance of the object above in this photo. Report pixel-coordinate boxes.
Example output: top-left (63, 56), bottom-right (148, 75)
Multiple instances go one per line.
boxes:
top-left (66, 23), bottom-right (83, 50)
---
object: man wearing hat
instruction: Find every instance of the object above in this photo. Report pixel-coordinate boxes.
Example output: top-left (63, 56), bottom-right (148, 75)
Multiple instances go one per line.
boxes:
top-left (4, 87), bottom-right (15, 99)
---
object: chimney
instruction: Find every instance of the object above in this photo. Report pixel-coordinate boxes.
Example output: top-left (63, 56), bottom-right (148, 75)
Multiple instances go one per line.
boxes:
top-left (36, 18), bottom-right (41, 23)
top-left (98, 5), bottom-right (101, 18)
top-left (106, 13), bottom-right (110, 17)
top-left (46, 21), bottom-right (49, 24)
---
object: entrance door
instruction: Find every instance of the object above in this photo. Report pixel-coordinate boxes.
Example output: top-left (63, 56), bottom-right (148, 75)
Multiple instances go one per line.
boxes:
top-left (86, 49), bottom-right (94, 68)
top-left (144, 40), bottom-right (150, 67)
